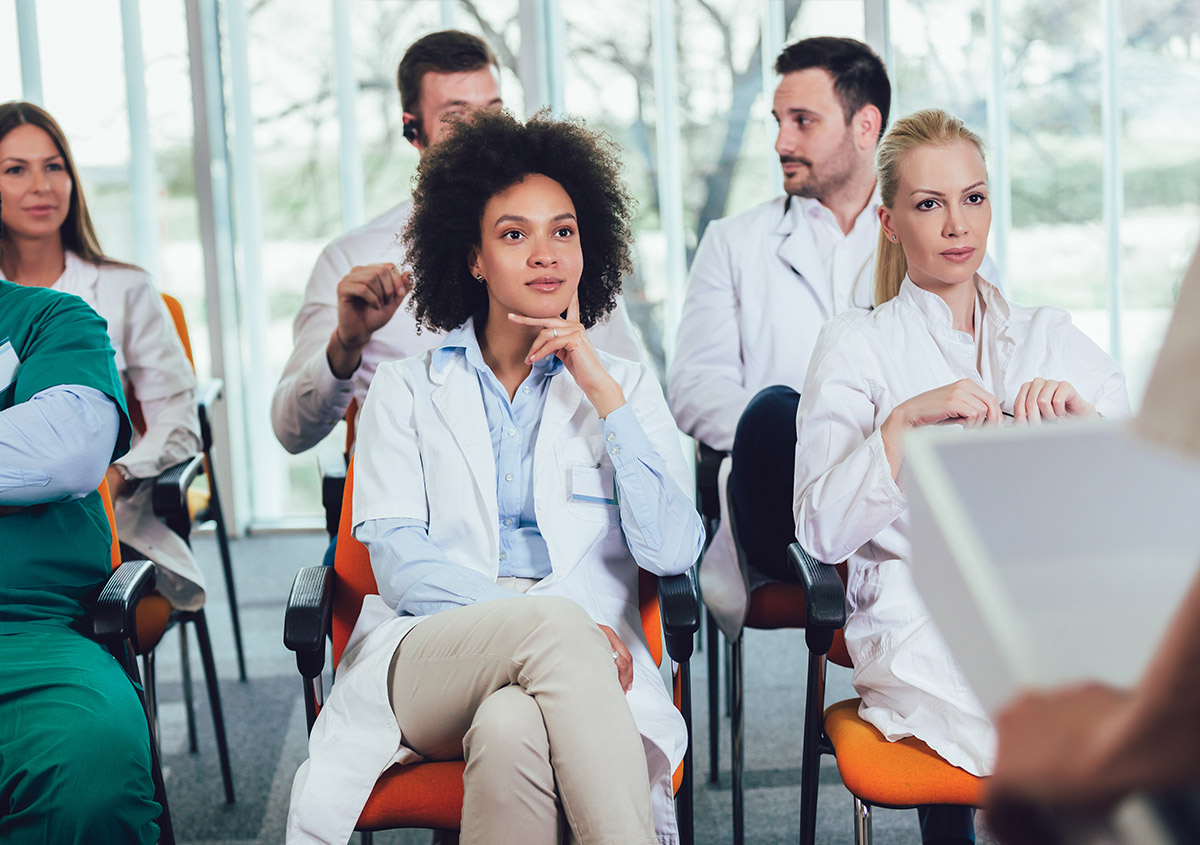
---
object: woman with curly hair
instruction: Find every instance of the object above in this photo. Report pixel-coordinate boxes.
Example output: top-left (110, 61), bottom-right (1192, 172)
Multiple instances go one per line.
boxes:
top-left (288, 109), bottom-right (704, 845)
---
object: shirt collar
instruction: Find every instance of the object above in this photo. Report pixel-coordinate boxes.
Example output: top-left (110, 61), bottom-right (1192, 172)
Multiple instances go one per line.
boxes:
top-left (55, 250), bottom-right (100, 293)
top-left (431, 316), bottom-right (564, 379)
top-left (779, 186), bottom-right (883, 237)
top-left (896, 273), bottom-right (1011, 334)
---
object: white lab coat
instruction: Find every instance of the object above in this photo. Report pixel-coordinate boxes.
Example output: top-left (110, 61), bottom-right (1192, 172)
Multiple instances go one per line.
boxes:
top-left (271, 199), bottom-right (647, 454)
top-left (53, 251), bottom-right (205, 610)
top-left (792, 277), bottom-right (1130, 775)
top-left (286, 330), bottom-right (701, 845)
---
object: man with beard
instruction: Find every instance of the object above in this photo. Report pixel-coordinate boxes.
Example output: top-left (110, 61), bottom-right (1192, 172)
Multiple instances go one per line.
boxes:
top-left (668, 37), bottom-right (891, 633)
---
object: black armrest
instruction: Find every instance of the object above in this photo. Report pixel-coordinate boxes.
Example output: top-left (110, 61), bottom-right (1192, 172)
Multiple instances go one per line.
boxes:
top-left (787, 543), bottom-right (846, 654)
top-left (659, 566), bottom-right (700, 664)
top-left (284, 565), bottom-right (334, 679)
top-left (196, 377), bottom-right (223, 452)
top-left (94, 559), bottom-right (157, 644)
top-left (318, 450), bottom-right (349, 537)
top-left (152, 453), bottom-right (206, 528)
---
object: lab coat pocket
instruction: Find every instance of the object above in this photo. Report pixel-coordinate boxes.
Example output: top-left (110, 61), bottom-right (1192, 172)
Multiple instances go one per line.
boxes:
top-left (554, 436), bottom-right (620, 525)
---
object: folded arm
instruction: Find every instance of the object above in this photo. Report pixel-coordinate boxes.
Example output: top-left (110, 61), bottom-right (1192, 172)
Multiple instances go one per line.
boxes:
top-left (354, 517), bottom-right (518, 616)
top-left (0, 384), bottom-right (120, 505)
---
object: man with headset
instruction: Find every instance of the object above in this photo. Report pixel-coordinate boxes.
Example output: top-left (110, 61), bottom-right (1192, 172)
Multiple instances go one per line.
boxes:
top-left (272, 29), bottom-right (642, 457)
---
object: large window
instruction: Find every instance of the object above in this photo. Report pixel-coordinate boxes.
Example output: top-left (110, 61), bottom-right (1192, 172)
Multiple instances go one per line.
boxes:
top-left (9, 0), bottom-right (1197, 530)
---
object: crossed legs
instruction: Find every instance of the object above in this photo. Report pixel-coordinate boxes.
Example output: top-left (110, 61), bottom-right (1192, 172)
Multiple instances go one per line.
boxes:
top-left (389, 595), bottom-right (659, 845)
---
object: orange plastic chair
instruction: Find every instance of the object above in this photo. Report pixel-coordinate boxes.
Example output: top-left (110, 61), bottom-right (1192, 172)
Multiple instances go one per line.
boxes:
top-left (787, 543), bottom-right (984, 845)
top-left (120, 293), bottom-right (236, 803)
top-left (155, 292), bottom-right (245, 681)
top-left (285, 457), bottom-right (700, 843)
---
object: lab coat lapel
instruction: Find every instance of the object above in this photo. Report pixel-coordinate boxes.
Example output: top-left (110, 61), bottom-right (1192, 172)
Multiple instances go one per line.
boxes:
top-left (774, 202), bottom-right (830, 317)
top-left (430, 360), bottom-right (497, 523)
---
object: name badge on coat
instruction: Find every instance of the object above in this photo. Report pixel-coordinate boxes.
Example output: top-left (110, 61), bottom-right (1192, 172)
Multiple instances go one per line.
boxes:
top-left (571, 465), bottom-right (618, 505)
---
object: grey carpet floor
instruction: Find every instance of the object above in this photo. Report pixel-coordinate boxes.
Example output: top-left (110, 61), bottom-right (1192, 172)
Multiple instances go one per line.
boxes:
top-left (152, 532), bottom-right (995, 844)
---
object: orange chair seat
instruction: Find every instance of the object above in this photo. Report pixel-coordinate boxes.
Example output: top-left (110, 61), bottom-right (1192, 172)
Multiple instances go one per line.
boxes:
top-left (357, 761), bottom-right (466, 831)
top-left (745, 582), bottom-right (807, 629)
top-left (823, 698), bottom-right (985, 808)
top-left (133, 593), bottom-right (173, 654)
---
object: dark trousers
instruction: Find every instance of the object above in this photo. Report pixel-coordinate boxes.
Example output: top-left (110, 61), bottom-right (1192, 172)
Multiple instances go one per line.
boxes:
top-left (728, 385), bottom-right (803, 581)
top-left (731, 386), bottom-right (977, 844)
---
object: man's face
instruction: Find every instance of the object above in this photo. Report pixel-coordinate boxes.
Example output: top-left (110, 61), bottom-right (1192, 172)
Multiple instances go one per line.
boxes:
top-left (407, 66), bottom-right (502, 152)
top-left (772, 68), bottom-right (863, 201)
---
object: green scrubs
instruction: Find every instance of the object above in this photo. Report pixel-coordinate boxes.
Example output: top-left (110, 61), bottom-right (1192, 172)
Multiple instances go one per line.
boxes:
top-left (0, 280), bottom-right (159, 844)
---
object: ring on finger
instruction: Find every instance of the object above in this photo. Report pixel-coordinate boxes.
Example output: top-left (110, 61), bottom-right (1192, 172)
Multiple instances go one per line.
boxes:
top-left (552, 328), bottom-right (559, 338)
top-left (611, 650), bottom-right (619, 662)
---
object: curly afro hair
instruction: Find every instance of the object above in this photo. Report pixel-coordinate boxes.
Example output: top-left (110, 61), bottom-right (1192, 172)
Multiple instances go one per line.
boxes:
top-left (403, 108), bottom-right (634, 332)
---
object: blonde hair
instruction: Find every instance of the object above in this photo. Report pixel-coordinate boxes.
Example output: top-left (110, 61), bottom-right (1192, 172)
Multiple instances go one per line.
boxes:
top-left (873, 108), bottom-right (986, 306)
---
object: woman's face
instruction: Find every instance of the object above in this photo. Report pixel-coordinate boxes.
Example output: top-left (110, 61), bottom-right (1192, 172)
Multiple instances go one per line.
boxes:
top-left (0, 124), bottom-right (73, 242)
top-left (471, 173), bottom-right (582, 321)
top-left (879, 138), bottom-right (990, 293)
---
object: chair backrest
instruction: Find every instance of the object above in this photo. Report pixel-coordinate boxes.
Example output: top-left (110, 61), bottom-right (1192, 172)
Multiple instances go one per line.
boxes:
top-left (332, 457), bottom-right (669, 669)
top-left (100, 479), bottom-right (121, 571)
top-left (126, 293), bottom-right (196, 436)
top-left (344, 397), bottom-right (359, 456)
top-left (160, 293), bottom-right (196, 370)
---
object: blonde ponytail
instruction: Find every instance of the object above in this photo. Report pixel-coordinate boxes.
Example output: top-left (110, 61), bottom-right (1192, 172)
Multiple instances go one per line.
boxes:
top-left (873, 227), bottom-right (907, 306)
top-left (873, 108), bottom-right (986, 306)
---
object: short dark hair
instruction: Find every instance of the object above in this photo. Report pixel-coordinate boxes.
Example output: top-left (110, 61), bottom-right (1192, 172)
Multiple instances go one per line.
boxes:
top-left (397, 30), bottom-right (498, 116)
top-left (404, 109), bottom-right (633, 333)
top-left (774, 37), bottom-right (890, 132)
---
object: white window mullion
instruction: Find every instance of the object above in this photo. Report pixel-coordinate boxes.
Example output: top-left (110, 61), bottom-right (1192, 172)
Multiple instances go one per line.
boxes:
top-left (16, 0), bottom-right (42, 104)
top-left (1101, 0), bottom-right (1124, 362)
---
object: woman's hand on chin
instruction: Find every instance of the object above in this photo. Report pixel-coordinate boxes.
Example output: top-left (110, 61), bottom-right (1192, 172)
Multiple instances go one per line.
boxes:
top-left (1013, 378), bottom-right (1099, 424)
top-left (508, 294), bottom-right (626, 418)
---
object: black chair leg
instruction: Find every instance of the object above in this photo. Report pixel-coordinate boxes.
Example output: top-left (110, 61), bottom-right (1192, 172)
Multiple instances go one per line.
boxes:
top-left (360, 831), bottom-right (374, 844)
top-left (706, 610), bottom-right (721, 785)
top-left (122, 644), bottom-right (174, 845)
top-left (141, 650), bottom-right (159, 745)
top-left (208, 486), bottom-right (246, 682)
top-left (179, 623), bottom-right (197, 754)
top-left (731, 632), bottom-right (745, 845)
top-left (678, 659), bottom-right (695, 845)
top-left (799, 653), bottom-right (825, 845)
top-left (194, 610), bottom-right (235, 803)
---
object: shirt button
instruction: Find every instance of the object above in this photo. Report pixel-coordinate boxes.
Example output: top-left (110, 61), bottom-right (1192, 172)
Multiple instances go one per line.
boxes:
top-left (536, 498), bottom-right (544, 509)
top-left (507, 428), bottom-right (516, 437)
top-left (503, 518), bottom-right (513, 526)
top-left (611, 446), bottom-right (621, 456)
top-left (522, 386), bottom-right (531, 394)
top-left (505, 473), bottom-right (514, 482)
top-left (606, 432), bottom-right (615, 442)
top-left (499, 552), bottom-right (507, 561)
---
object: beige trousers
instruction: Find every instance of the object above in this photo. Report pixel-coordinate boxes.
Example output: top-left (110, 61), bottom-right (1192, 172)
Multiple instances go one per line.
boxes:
top-left (388, 587), bottom-right (658, 845)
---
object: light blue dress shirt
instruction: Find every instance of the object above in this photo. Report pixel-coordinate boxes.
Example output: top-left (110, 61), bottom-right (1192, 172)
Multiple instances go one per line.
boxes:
top-left (356, 322), bottom-right (702, 618)
top-left (0, 384), bottom-right (121, 504)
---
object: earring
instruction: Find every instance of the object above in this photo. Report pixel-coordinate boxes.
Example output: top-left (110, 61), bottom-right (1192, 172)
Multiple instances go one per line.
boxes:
top-left (890, 235), bottom-right (898, 242)
top-left (474, 273), bottom-right (485, 283)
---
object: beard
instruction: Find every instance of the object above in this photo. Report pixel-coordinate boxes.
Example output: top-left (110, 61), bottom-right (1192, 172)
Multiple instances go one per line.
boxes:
top-left (781, 127), bottom-right (859, 201)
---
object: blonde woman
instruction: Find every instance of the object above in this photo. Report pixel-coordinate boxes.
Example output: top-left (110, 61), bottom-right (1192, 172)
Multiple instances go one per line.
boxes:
top-left (792, 108), bottom-right (1129, 843)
